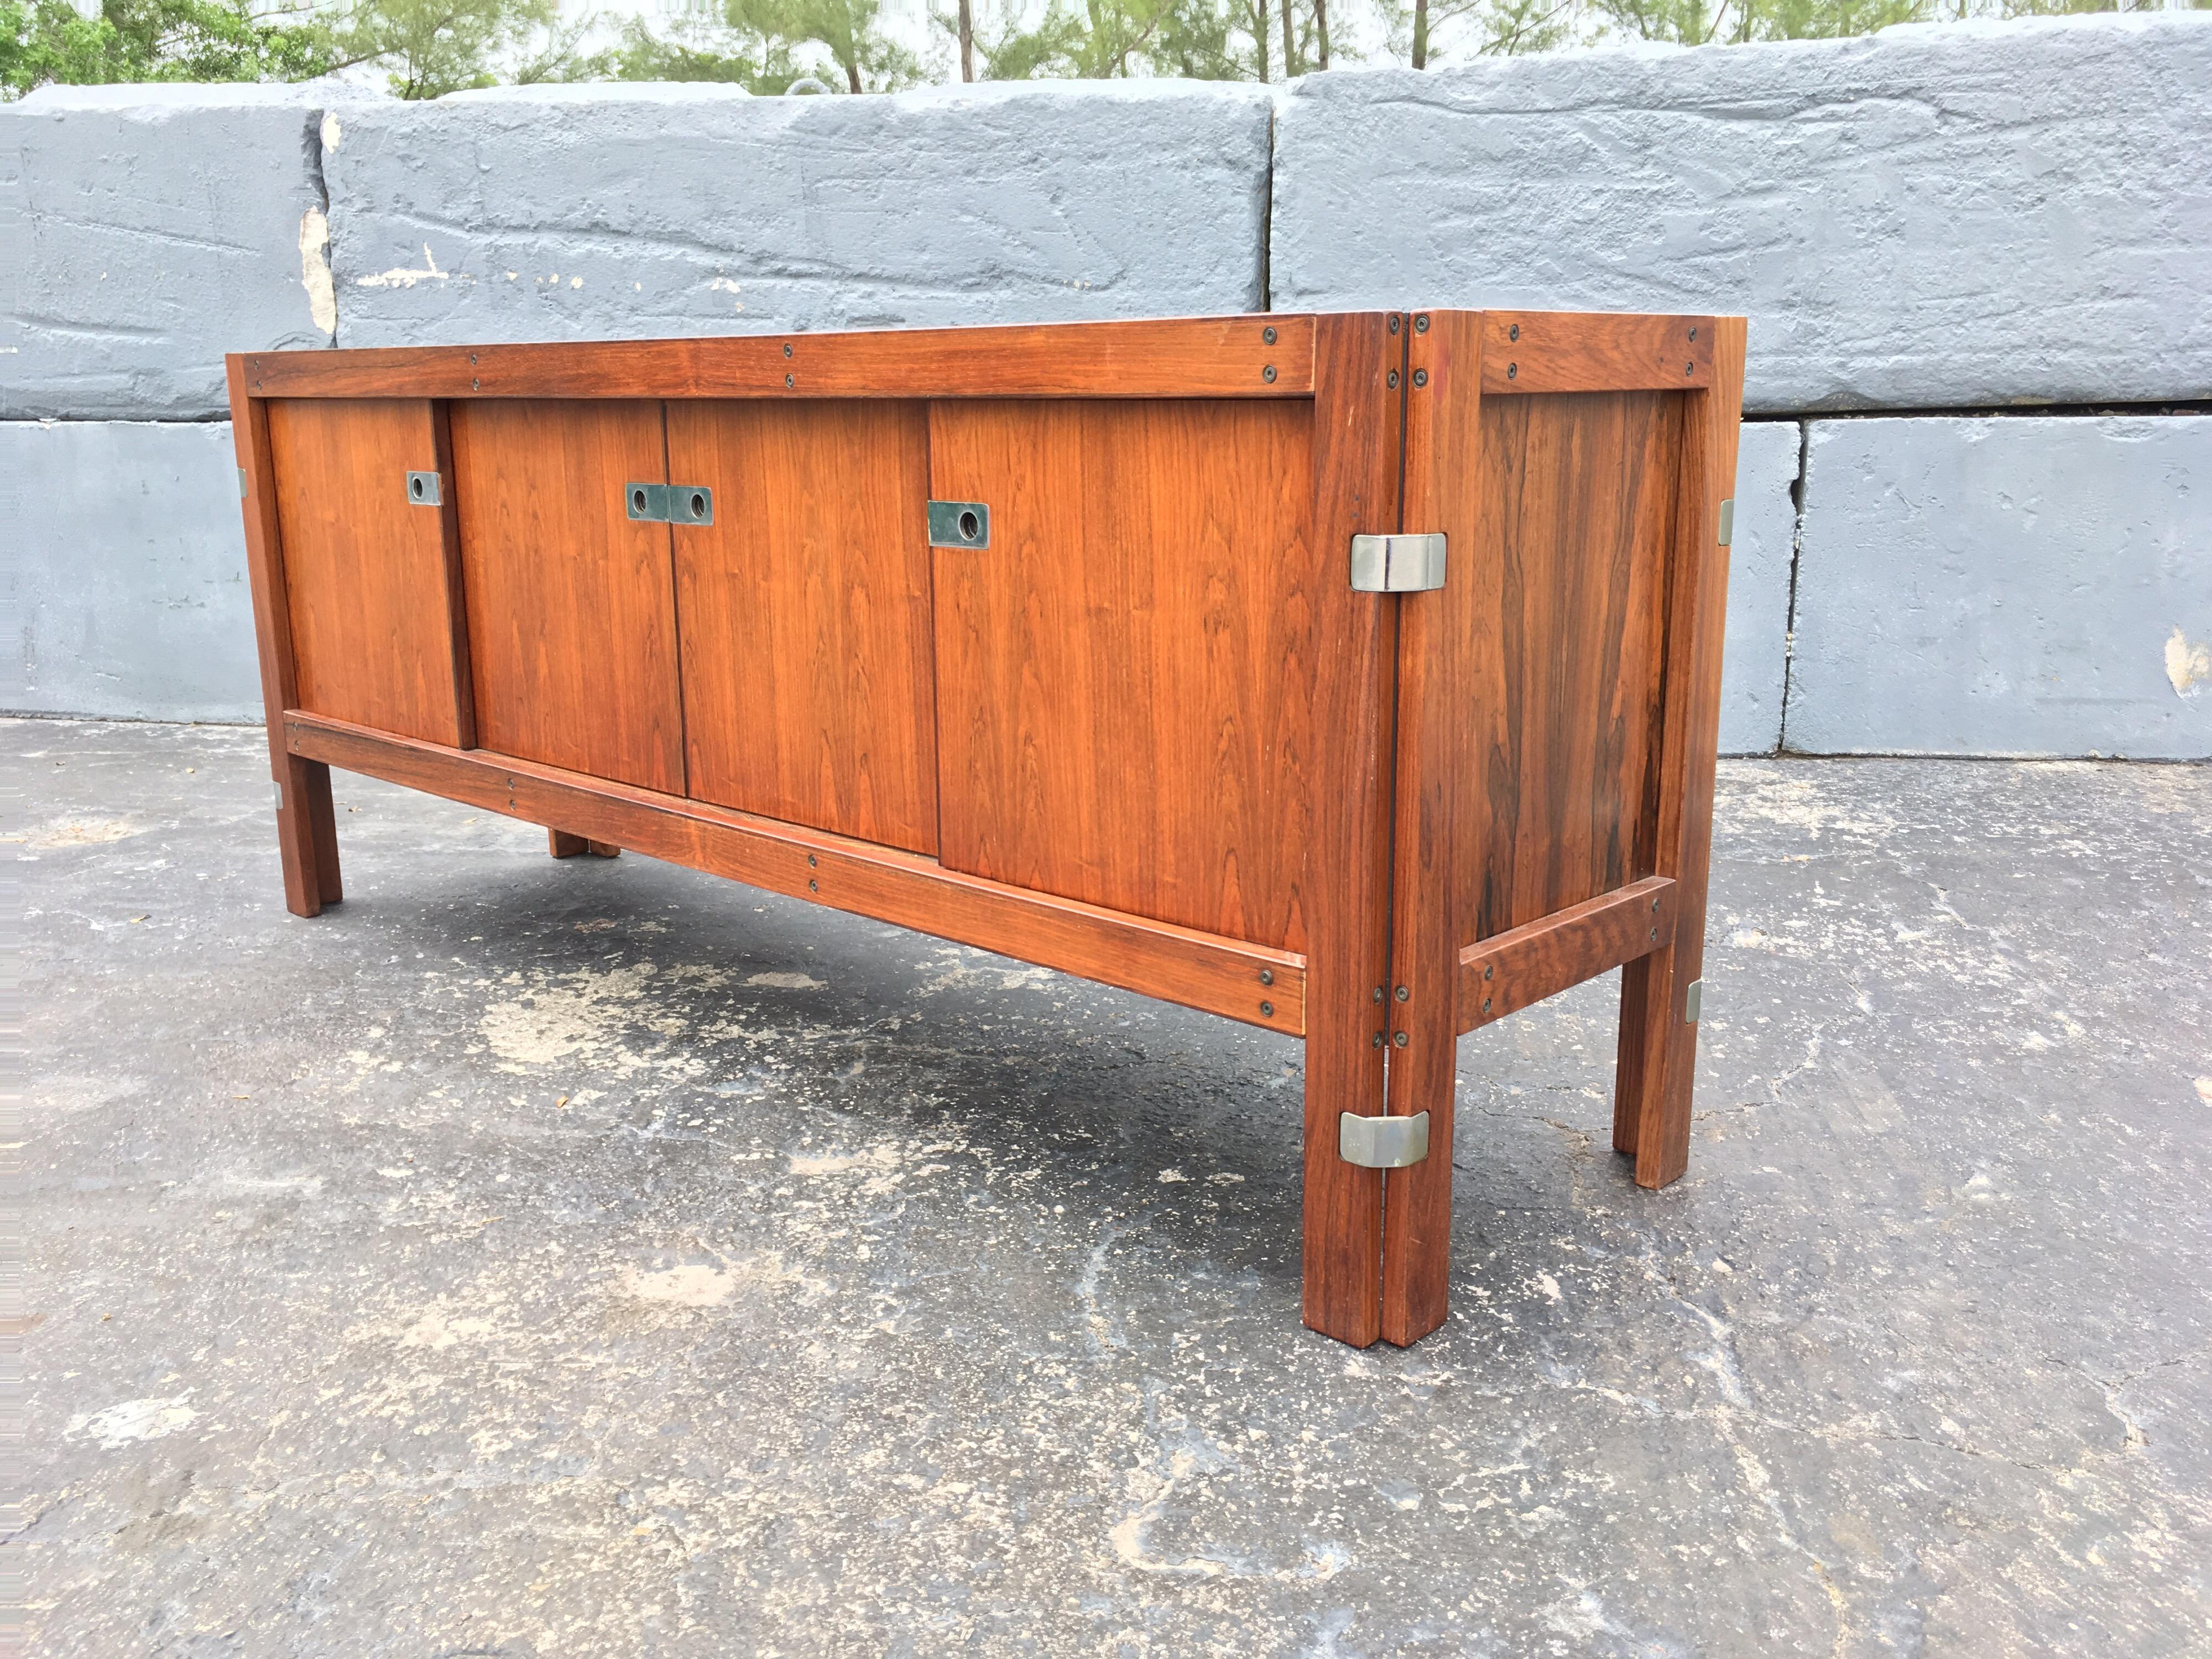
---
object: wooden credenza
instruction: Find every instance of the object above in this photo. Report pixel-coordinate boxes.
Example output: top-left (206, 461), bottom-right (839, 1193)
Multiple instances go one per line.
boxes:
top-left (227, 310), bottom-right (1745, 1349)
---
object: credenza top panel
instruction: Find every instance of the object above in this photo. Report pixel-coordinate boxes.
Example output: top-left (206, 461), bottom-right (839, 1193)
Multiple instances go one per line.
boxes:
top-left (234, 309), bottom-right (1724, 401)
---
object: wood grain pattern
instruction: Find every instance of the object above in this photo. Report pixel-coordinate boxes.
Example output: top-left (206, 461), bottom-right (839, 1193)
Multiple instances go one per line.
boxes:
top-left (1300, 312), bottom-right (1405, 1349)
top-left (266, 397), bottom-right (474, 747)
top-left (549, 829), bottom-right (589, 857)
top-left (1482, 311), bottom-right (1714, 394)
top-left (225, 356), bottom-right (338, 917)
top-left (1458, 876), bottom-right (1676, 1034)
top-left (1379, 309), bottom-right (1480, 1347)
top-left (1615, 317), bottom-right (1747, 1189)
top-left (666, 400), bottom-right (939, 854)
top-left (928, 397), bottom-right (1316, 950)
top-left (241, 316), bottom-right (1313, 403)
top-left (285, 712), bottom-right (1306, 1035)
top-left (448, 399), bottom-right (685, 794)
top-left (1455, 390), bottom-right (1682, 949)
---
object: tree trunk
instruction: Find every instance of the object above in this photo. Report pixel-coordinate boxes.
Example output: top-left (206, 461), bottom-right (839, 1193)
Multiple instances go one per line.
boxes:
top-left (1280, 0), bottom-right (1298, 75)
top-left (958, 0), bottom-right (974, 80)
top-left (1411, 0), bottom-right (1427, 68)
top-left (845, 56), bottom-right (862, 91)
top-left (1314, 0), bottom-right (1328, 69)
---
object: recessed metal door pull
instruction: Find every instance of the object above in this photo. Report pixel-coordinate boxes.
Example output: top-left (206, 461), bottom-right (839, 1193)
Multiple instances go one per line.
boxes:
top-left (927, 501), bottom-right (990, 550)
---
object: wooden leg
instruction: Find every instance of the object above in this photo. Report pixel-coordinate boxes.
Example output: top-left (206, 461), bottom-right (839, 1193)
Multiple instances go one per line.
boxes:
top-left (302, 759), bottom-right (342, 905)
top-left (551, 829), bottom-right (622, 859)
top-left (274, 756), bottom-right (336, 917)
top-left (1303, 998), bottom-right (1384, 1348)
top-left (1616, 924), bottom-right (1704, 1189)
top-left (1379, 1013), bottom-right (1456, 1347)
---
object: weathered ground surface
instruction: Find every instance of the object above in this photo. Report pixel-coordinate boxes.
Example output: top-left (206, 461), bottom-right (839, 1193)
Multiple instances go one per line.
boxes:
top-left (15, 718), bottom-right (2210, 1657)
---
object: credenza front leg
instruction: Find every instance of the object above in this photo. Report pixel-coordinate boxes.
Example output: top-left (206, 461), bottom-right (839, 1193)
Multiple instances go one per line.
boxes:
top-left (274, 757), bottom-right (340, 917)
top-left (1302, 1006), bottom-right (1385, 1348)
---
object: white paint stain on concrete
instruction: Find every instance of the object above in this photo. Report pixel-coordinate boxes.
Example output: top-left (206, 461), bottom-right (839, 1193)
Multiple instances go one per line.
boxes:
top-left (298, 209), bottom-right (336, 337)
top-left (66, 1394), bottom-right (196, 1448)
top-left (2165, 625), bottom-right (2210, 696)
top-left (19, 816), bottom-right (144, 850)
top-left (623, 1264), bottom-right (734, 1307)
top-left (319, 111), bottom-right (342, 151)
top-left (747, 971), bottom-right (825, 990)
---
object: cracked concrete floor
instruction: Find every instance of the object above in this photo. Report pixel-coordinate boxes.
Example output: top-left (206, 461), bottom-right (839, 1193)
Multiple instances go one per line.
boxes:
top-left (13, 717), bottom-right (2211, 1657)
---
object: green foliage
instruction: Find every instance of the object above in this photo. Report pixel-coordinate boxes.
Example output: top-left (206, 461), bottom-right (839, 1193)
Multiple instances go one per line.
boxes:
top-left (325, 0), bottom-right (585, 99)
top-left (3, 0), bottom-right (335, 98)
top-left (607, 11), bottom-right (802, 89)
top-left (723, 0), bottom-right (920, 90)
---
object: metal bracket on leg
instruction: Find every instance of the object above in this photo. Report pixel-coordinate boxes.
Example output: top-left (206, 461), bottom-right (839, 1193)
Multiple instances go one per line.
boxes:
top-left (1339, 1111), bottom-right (1430, 1169)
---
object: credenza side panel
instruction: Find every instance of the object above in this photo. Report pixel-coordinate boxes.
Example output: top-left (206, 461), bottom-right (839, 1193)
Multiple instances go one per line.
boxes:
top-left (928, 397), bottom-right (1318, 953)
top-left (267, 397), bottom-right (472, 748)
top-left (1455, 389), bottom-right (1683, 945)
top-left (448, 399), bottom-right (686, 795)
top-left (666, 400), bottom-right (940, 857)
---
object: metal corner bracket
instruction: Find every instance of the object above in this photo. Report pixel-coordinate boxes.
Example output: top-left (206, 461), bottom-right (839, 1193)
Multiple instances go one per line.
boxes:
top-left (405, 470), bottom-right (442, 507)
top-left (1717, 499), bottom-right (1735, 547)
top-left (624, 483), bottom-right (714, 526)
top-left (1349, 533), bottom-right (1446, 593)
top-left (1683, 978), bottom-right (1704, 1024)
top-left (1339, 1110), bottom-right (1430, 1169)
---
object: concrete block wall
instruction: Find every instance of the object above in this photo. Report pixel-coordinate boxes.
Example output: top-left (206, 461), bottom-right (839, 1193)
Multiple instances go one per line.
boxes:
top-left (6, 15), bottom-right (2208, 759)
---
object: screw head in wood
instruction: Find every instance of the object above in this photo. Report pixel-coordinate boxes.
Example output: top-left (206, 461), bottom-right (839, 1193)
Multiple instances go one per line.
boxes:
top-left (1652, 895), bottom-right (1661, 910)
top-left (784, 342), bottom-right (794, 357)
top-left (1372, 1032), bottom-right (1384, 1048)
top-left (807, 853), bottom-right (817, 867)
top-left (1687, 362), bottom-right (1695, 375)
top-left (1262, 326), bottom-right (1277, 345)
top-left (1395, 985), bottom-right (1408, 1002)
top-left (786, 373), bottom-right (796, 388)
top-left (1412, 369), bottom-right (1427, 388)
top-left (1650, 928), bottom-right (1658, 942)
top-left (1262, 364), bottom-right (1277, 383)
top-left (472, 378), bottom-right (480, 390)
top-left (1484, 964), bottom-right (1493, 980)
top-left (1506, 363), bottom-right (1517, 380)
top-left (469, 352), bottom-right (478, 364)
top-left (1373, 987), bottom-right (1385, 1004)
top-left (1689, 326), bottom-right (1698, 341)
top-left (808, 878), bottom-right (818, 892)
top-left (1414, 314), bottom-right (1429, 333)
top-left (1260, 1001), bottom-right (1274, 1018)
top-left (1508, 324), bottom-right (1520, 342)
top-left (1389, 315), bottom-right (1402, 334)
top-left (1483, 997), bottom-right (1492, 1014)
top-left (1387, 370), bottom-right (1400, 388)
top-left (1259, 968), bottom-right (1274, 985)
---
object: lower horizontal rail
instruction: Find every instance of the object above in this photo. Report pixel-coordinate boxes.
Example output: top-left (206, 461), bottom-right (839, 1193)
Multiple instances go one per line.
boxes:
top-left (285, 713), bottom-right (1305, 1036)
top-left (1458, 876), bottom-right (1677, 1035)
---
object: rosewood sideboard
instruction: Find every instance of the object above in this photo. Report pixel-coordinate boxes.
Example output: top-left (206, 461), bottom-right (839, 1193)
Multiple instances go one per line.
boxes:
top-left (226, 310), bottom-right (1745, 1349)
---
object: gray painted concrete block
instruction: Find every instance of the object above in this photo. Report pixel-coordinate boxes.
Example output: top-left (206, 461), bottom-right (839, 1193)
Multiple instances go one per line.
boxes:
top-left (324, 81), bottom-right (1272, 348)
top-left (5, 421), bottom-right (260, 722)
top-left (1787, 415), bottom-right (2211, 759)
top-left (1271, 15), bottom-right (2212, 413)
top-left (2, 85), bottom-right (349, 422)
top-left (1719, 420), bottom-right (1800, 755)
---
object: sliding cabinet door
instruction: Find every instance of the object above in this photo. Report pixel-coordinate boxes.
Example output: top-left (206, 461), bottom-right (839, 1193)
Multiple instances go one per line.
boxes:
top-left (449, 400), bottom-right (684, 794)
top-left (927, 399), bottom-right (1317, 950)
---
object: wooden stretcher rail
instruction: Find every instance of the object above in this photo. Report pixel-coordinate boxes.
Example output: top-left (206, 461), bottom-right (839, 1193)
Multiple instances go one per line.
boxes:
top-left (1479, 311), bottom-right (1715, 394)
top-left (241, 316), bottom-right (1317, 402)
top-left (1457, 876), bottom-right (1678, 1035)
top-left (284, 712), bottom-right (1307, 1036)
